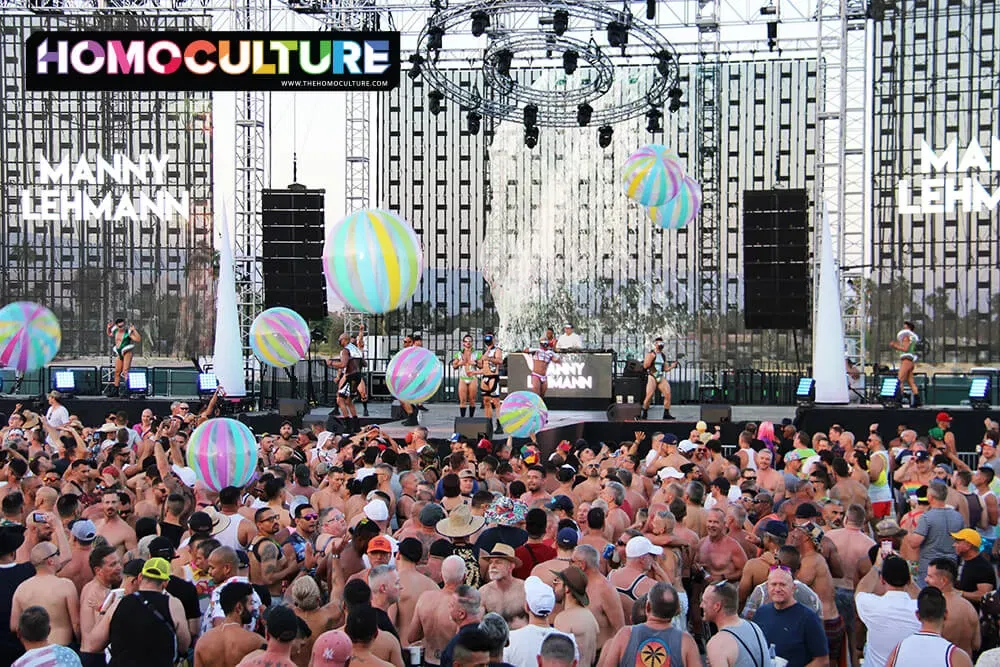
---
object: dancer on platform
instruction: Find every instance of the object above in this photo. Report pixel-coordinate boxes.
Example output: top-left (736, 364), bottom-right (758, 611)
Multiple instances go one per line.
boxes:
top-left (528, 338), bottom-right (561, 398)
top-left (479, 333), bottom-right (504, 434)
top-left (452, 335), bottom-right (481, 418)
top-left (105, 319), bottom-right (141, 397)
top-left (641, 336), bottom-right (679, 420)
top-left (399, 335), bottom-right (419, 427)
top-left (890, 321), bottom-right (921, 407)
top-left (346, 324), bottom-right (369, 416)
top-left (327, 332), bottom-right (364, 432)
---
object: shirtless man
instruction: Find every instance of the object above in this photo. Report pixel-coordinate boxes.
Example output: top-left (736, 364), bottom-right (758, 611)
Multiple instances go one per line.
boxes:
top-left (521, 466), bottom-right (552, 507)
top-left (526, 338), bottom-right (561, 397)
top-left (574, 461), bottom-right (603, 504)
top-left (248, 507), bottom-right (300, 604)
top-left (348, 607), bottom-right (395, 667)
top-left (552, 567), bottom-right (600, 667)
top-left (395, 539), bottom-right (437, 641)
top-left (644, 434), bottom-right (689, 480)
top-left (327, 332), bottom-right (365, 433)
top-left (105, 318), bottom-right (140, 396)
top-left (926, 558), bottom-right (980, 658)
top-left (94, 491), bottom-right (137, 558)
top-left (600, 482), bottom-right (630, 543)
top-left (290, 576), bottom-right (344, 667)
top-left (11, 543), bottom-right (80, 646)
top-left (480, 545), bottom-right (527, 629)
top-left (312, 466), bottom-right (348, 514)
top-left (571, 544), bottom-right (625, 648)
top-left (79, 544), bottom-right (122, 652)
top-left (695, 509), bottom-right (747, 585)
top-left (791, 522), bottom-right (844, 663)
top-left (59, 519), bottom-right (98, 594)
top-left (683, 482), bottom-right (708, 538)
top-left (755, 450), bottom-right (785, 502)
top-left (236, 604), bottom-right (300, 667)
top-left (195, 582), bottom-right (267, 667)
top-left (406, 555), bottom-right (464, 666)
top-left (738, 520), bottom-right (787, 606)
top-left (609, 537), bottom-right (662, 622)
top-left (824, 504), bottom-right (875, 592)
top-left (829, 458), bottom-right (871, 516)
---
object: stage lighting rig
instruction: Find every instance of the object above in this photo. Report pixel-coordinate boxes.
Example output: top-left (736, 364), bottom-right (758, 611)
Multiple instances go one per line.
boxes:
top-left (598, 125), bottom-right (613, 148)
top-left (127, 370), bottom-right (149, 397)
top-left (970, 376), bottom-right (992, 410)
top-left (495, 49), bottom-right (513, 76)
top-left (563, 50), bottom-right (579, 75)
top-left (471, 10), bottom-right (490, 36)
top-left (645, 107), bottom-right (662, 133)
top-left (553, 9), bottom-right (569, 35)
top-left (878, 377), bottom-right (902, 408)
top-left (668, 87), bottom-right (683, 112)
top-left (428, 90), bottom-right (444, 115)
top-left (577, 103), bottom-right (593, 126)
top-left (523, 104), bottom-right (539, 127)
top-left (466, 111), bottom-right (482, 134)
top-left (53, 370), bottom-right (76, 394)
top-left (656, 50), bottom-right (673, 77)
top-left (427, 24), bottom-right (445, 50)
top-left (524, 126), bottom-right (539, 148)
top-left (407, 54), bottom-right (425, 81)
top-left (607, 20), bottom-right (629, 48)
top-left (795, 377), bottom-right (815, 406)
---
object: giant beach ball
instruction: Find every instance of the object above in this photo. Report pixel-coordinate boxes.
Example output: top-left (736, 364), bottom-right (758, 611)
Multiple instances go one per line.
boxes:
top-left (498, 391), bottom-right (549, 438)
top-left (324, 209), bottom-right (423, 314)
top-left (250, 307), bottom-right (311, 368)
top-left (186, 418), bottom-right (259, 492)
top-left (0, 302), bottom-right (61, 373)
top-left (622, 144), bottom-right (686, 207)
top-left (386, 346), bottom-right (443, 404)
top-left (649, 176), bottom-right (702, 230)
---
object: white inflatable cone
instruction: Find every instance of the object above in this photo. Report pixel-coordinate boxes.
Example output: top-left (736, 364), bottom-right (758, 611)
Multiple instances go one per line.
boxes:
top-left (812, 204), bottom-right (849, 404)
top-left (213, 205), bottom-right (247, 397)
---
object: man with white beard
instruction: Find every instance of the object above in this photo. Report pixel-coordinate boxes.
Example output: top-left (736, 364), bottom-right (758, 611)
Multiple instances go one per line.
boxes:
top-left (479, 544), bottom-right (527, 629)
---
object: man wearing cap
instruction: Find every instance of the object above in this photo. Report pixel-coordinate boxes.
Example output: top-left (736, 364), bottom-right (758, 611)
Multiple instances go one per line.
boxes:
top-left (480, 544), bottom-right (527, 628)
top-left (790, 522), bottom-right (845, 664)
top-left (738, 519), bottom-right (788, 607)
top-left (951, 528), bottom-right (996, 606)
top-left (147, 537), bottom-right (201, 640)
top-left (79, 543), bottom-right (120, 656)
top-left (311, 629), bottom-right (352, 667)
top-left (555, 324), bottom-right (582, 351)
top-left (552, 567), bottom-right (598, 667)
top-left (504, 576), bottom-right (577, 667)
top-left (609, 536), bottom-right (665, 621)
top-left (530, 527), bottom-right (578, 581)
top-left (107, 557), bottom-right (191, 667)
top-left (855, 553), bottom-right (920, 667)
top-left (906, 482), bottom-right (964, 588)
top-left (194, 581), bottom-right (265, 667)
top-left (59, 519), bottom-right (98, 594)
top-left (348, 534), bottom-right (394, 584)
top-left (237, 604), bottom-right (307, 667)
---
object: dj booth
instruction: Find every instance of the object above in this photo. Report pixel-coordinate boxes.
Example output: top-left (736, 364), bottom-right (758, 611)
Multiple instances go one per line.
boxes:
top-left (506, 351), bottom-right (614, 410)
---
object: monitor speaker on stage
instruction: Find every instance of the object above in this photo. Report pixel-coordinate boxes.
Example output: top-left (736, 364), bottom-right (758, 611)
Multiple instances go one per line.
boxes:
top-left (262, 187), bottom-right (327, 321)
top-left (454, 417), bottom-right (493, 440)
top-left (623, 360), bottom-right (646, 376)
top-left (742, 189), bottom-right (809, 330)
top-left (700, 404), bottom-right (732, 424)
top-left (278, 398), bottom-right (306, 417)
top-left (607, 403), bottom-right (643, 422)
top-left (613, 377), bottom-right (645, 403)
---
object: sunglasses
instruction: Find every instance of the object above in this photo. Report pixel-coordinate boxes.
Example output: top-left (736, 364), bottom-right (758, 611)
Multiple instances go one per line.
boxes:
top-left (769, 565), bottom-right (792, 573)
top-left (301, 514), bottom-right (318, 521)
top-left (743, 474), bottom-right (757, 480)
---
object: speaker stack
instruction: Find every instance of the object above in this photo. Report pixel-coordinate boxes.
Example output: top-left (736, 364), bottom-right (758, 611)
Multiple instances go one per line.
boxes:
top-left (262, 187), bottom-right (327, 320)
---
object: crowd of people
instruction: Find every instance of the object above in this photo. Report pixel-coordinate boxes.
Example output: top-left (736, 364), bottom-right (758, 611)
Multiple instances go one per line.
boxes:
top-left (1, 392), bottom-right (1000, 667)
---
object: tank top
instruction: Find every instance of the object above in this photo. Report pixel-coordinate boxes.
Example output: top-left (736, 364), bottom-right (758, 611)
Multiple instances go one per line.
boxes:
top-left (740, 448), bottom-right (759, 471)
top-left (978, 489), bottom-right (998, 539)
top-left (869, 450), bottom-right (893, 503)
top-left (963, 492), bottom-right (984, 534)
top-left (620, 624), bottom-right (684, 667)
top-left (345, 343), bottom-right (363, 374)
top-left (650, 351), bottom-right (668, 378)
top-left (214, 513), bottom-right (245, 553)
top-left (890, 631), bottom-right (959, 667)
top-left (720, 620), bottom-right (773, 667)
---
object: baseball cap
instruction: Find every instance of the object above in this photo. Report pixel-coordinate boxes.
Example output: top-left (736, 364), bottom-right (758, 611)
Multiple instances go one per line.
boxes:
top-left (556, 527), bottom-right (579, 549)
top-left (364, 500), bottom-right (389, 522)
top-left (419, 503), bottom-right (447, 527)
top-left (188, 511), bottom-right (212, 534)
top-left (678, 440), bottom-right (697, 454)
top-left (316, 462), bottom-right (332, 477)
top-left (458, 469), bottom-right (476, 479)
top-left (429, 539), bottom-right (454, 558)
top-left (657, 467), bottom-right (684, 481)
top-left (546, 495), bottom-right (574, 514)
top-left (762, 520), bottom-right (788, 539)
top-left (312, 630), bottom-right (352, 667)
top-left (263, 605), bottom-right (305, 642)
top-left (398, 537), bottom-right (423, 564)
top-left (70, 519), bottom-right (97, 544)
top-left (148, 536), bottom-right (177, 560)
top-left (663, 434), bottom-right (678, 445)
top-left (935, 412), bottom-right (952, 423)
top-left (951, 528), bottom-right (982, 548)
top-left (913, 450), bottom-right (930, 462)
top-left (524, 576), bottom-right (555, 616)
top-left (552, 566), bottom-right (589, 606)
top-left (140, 557), bottom-right (171, 582)
top-left (450, 433), bottom-right (461, 443)
top-left (795, 503), bottom-right (821, 519)
top-left (367, 535), bottom-right (393, 554)
top-left (625, 536), bottom-right (663, 559)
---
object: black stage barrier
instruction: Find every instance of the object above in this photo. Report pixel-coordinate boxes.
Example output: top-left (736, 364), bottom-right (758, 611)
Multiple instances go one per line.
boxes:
top-left (506, 351), bottom-right (614, 410)
top-left (0, 396), bottom-right (191, 425)
top-left (795, 405), bottom-right (1000, 452)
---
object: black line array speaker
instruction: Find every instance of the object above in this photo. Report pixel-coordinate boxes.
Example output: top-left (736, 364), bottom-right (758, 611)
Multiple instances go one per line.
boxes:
top-left (742, 189), bottom-right (810, 330)
top-left (262, 188), bottom-right (327, 321)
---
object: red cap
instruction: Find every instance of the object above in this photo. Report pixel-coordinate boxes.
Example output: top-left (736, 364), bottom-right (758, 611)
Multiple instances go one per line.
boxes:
top-left (477, 438), bottom-right (492, 453)
top-left (557, 440), bottom-right (572, 452)
top-left (936, 412), bottom-right (952, 423)
top-left (405, 432), bottom-right (413, 444)
top-left (367, 535), bottom-right (393, 553)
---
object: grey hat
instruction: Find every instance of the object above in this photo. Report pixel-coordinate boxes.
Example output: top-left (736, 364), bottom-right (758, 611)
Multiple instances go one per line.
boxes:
top-left (419, 503), bottom-right (447, 527)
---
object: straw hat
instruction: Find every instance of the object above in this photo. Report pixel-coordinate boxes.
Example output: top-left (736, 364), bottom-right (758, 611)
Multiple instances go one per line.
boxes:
top-left (435, 503), bottom-right (485, 538)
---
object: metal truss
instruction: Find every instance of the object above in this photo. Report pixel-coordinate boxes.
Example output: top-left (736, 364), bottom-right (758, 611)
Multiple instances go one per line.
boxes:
top-left (815, 0), bottom-right (868, 367)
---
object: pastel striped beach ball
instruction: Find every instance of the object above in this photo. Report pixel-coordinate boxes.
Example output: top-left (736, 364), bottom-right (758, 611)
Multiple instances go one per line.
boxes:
top-left (324, 209), bottom-right (424, 315)
top-left (250, 307), bottom-right (311, 368)
top-left (186, 418), bottom-right (259, 492)
top-left (386, 346), bottom-right (443, 404)
top-left (622, 145), bottom-right (686, 207)
top-left (498, 391), bottom-right (549, 438)
top-left (649, 176), bottom-right (702, 230)
top-left (0, 302), bottom-right (61, 373)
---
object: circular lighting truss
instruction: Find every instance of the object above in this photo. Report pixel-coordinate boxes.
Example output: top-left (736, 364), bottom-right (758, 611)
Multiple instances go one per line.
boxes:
top-left (414, 0), bottom-right (681, 128)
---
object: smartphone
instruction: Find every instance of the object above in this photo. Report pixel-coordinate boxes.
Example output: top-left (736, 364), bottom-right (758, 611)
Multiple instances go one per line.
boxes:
top-left (99, 589), bottom-right (124, 614)
top-left (880, 540), bottom-right (893, 557)
top-left (32, 512), bottom-right (46, 523)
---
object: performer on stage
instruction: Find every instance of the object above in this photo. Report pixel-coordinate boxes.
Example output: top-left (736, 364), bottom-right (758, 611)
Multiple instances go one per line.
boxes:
top-left (529, 338), bottom-right (561, 398)
top-left (105, 318), bottom-right (141, 397)
top-left (890, 320), bottom-right (921, 407)
top-left (399, 335), bottom-right (419, 427)
top-left (342, 324), bottom-right (369, 416)
top-left (452, 335), bottom-right (481, 418)
top-left (327, 331), bottom-right (365, 432)
top-left (641, 336), bottom-right (679, 420)
top-left (479, 332), bottom-right (504, 434)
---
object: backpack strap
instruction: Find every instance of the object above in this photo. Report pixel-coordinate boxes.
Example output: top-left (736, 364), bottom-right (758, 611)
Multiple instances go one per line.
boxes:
top-left (133, 593), bottom-right (178, 664)
top-left (720, 627), bottom-right (765, 667)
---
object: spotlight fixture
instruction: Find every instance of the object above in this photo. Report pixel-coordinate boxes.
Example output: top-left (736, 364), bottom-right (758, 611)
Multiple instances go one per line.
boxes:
top-left (471, 10), bottom-right (490, 36)
top-left (523, 104), bottom-right (538, 127)
top-left (767, 22), bottom-right (778, 50)
top-left (970, 376), bottom-right (992, 409)
top-left (646, 0), bottom-right (656, 19)
top-left (53, 370), bottom-right (76, 394)
top-left (197, 372), bottom-right (219, 395)
top-left (878, 377), bottom-right (902, 408)
top-left (427, 24), bottom-right (445, 50)
top-left (428, 90), bottom-right (444, 115)
top-left (598, 125), bottom-right (613, 148)
top-left (127, 370), bottom-right (149, 396)
top-left (576, 103), bottom-right (593, 126)
top-left (562, 50), bottom-right (578, 75)
top-left (466, 110), bottom-right (482, 134)
top-left (407, 53), bottom-right (424, 81)
top-left (524, 126), bottom-right (539, 149)
top-left (645, 107), bottom-right (662, 133)
top-left (655, 50), bottom-right (672, 77)
top-left (795, 377), bottom-right (815, 406)
top-left (668, 87), bottom-right (683, 112)
top-left (607, 20), bottom-right (629, 48)
top-left (552, 9), bottom-right (569, 36)
top-left (495, 49), bottom-right (513, 77)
